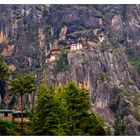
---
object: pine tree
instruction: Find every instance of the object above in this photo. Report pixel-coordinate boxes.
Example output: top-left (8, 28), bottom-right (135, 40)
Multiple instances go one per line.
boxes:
top-left (58, 81), bottom-right (107, 135)
top-left (32, 82), bottom-right (65, 135)
top-left (60, 81), bottom-right (90, 135)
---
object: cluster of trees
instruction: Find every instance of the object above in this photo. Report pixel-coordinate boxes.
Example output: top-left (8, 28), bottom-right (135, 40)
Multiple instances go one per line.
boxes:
top-left (0, 58), bottom-right (108, 136)
top-left (0, 58), bottom-right (36, 135)
top-left (31, 81), bottom-right (108, 135)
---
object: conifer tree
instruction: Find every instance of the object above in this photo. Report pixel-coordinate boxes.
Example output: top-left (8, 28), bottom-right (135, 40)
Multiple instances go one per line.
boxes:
top-left (32, 82), bottom-right (65, 135)
top-left (60, 82), bottom-right (90, 135)
top-left (32, 81), bottom-right (108, 136)
top-left (57, 81), bottom-right (107, 135)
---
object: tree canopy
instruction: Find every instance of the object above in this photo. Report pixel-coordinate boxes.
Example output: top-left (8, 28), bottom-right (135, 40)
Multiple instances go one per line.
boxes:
top-left (31, 81), bottom-right (108, 135)
top-left (9, 73), bottom-right (36, 96)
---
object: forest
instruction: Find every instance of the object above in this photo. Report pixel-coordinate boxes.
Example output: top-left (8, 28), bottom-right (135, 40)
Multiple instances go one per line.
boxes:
top-left (0, 58), bottom-right (109, 135)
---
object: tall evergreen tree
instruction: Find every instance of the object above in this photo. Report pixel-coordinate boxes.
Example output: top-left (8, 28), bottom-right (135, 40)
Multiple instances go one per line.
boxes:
top-left (60, 81), bottom-right (107, 135)
top-left (32, 82), bottom-right (66, 135)
top-left (59, 82), bottom-right (90, 135)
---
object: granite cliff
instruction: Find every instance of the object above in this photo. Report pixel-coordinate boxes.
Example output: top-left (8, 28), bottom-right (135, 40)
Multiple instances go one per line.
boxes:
top-left (0, 5), bottom-right (140, 135)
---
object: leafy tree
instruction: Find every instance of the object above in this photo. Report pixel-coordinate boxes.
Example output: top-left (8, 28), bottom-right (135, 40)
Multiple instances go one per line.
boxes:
top-left (58, 40), bottom-right (67, 46)
top-left (9, 73), bottom-right (36, 135)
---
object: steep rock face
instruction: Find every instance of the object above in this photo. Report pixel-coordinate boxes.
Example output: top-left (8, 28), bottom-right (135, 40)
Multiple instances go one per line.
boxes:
top-left (0, 5), bottom-right (140, 135)
top-left (48, 5), bottom-right (140, 57)
top-left (45, 40), bottom-right (140, 135)
top-left (45, 5), bottom-right (140, 135)
top-left (0, 5), bottom-right (49, 73)
top-left (0, 5), bottom-right (49, 106)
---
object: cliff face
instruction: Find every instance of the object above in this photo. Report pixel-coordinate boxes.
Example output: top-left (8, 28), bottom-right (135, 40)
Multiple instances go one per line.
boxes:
top-left (0, 5), bottom-right (49, 72)
top-left (0, 5), bottom-right (140, 135)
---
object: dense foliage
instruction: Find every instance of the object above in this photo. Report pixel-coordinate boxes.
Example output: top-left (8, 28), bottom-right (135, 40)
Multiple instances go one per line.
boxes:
top-left (100, 41), bottom-right (111, 52)
top-left (0, 120), bottom-right (19, 136)
top-left (114, 116), bottom-right (125, 135)
top-left (129, 56), bottom-right (140, 74)
top-left (54, 51), bottom-right (70, 72)
top-left (31, 81), bottom-right (108, 135)
top-left (9, 73), bottom-right (36, 96)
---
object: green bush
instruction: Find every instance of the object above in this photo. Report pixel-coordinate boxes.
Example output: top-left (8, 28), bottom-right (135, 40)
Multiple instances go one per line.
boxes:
top-left (114, 116), bottom-right (125, 135)
top-left (0, 120), bottom-right (20, 136)
top-left (135, 111), bottom-right (140, 122)
top-left (129, 56), bottom-right (140, 74)
top-left (98, 72), bottom-right (111, 82)
top-left (54, 51), bottom-right (70, 72)
top-left (100, 41), bottom-right (111, 52)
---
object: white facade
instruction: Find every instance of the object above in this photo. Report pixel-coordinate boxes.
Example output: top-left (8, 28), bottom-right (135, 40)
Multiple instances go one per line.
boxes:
top-left (99, 36), bottom-right (104, 43)
top-left (70, 43), bottom-right (83, 51)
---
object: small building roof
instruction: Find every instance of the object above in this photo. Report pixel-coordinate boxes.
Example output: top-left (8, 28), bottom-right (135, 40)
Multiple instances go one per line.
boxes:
top-left (13, 111), bottom-right (26, 114)
top-left (0, 110), bottom-right (14, 113)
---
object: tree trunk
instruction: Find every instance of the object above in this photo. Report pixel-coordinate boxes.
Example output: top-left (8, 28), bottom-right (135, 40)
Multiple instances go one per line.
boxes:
top-left (21, 94), bottom-right (24, 135)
